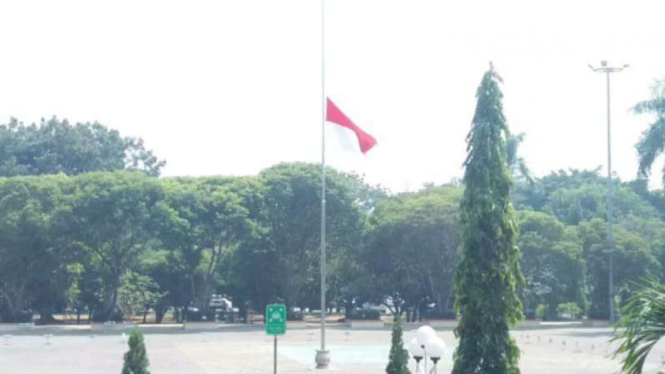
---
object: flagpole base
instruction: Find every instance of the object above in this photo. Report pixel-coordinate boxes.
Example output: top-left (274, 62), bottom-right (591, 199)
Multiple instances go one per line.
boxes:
top-left (315, 350), bottom-right (330, 369)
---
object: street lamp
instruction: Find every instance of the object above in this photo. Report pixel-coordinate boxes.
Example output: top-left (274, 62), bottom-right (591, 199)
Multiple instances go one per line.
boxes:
top-left (409, 326), bottom-right (446, 374)
top-left (408, 337), bottom-right (424, 372)
top-left (416, 325), bottom-right (436, 347)
top-left (424, 337), bottom-right (446, 374)
top-left (589, 60), bottom-right (629, 323)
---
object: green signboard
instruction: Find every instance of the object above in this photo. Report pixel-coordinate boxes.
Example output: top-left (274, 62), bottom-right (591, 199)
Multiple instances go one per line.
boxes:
top-left (265, 304), bottom-right (286, 335)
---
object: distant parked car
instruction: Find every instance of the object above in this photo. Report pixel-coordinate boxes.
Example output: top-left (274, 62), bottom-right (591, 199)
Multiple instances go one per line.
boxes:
top-left (209, 295), bottom-right (232, 310)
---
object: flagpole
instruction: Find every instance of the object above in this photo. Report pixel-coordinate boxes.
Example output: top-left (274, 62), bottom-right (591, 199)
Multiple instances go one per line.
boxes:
top-left (315, 0), bottom-right (330, 369)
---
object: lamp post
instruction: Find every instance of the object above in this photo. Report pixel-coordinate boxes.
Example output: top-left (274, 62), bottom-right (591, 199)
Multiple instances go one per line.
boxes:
top-left (425, 337), bottom-right (446, 374)
top-left (408, 337), bottom-right (424, 373)
top-left (589, 61), bottom-right (629, 323)
top-left (409, 326), bottom-right (446, 374)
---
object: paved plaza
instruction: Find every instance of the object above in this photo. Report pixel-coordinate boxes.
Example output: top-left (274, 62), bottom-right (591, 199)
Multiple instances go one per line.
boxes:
top-left (1, 326), bottom-right (665, 373)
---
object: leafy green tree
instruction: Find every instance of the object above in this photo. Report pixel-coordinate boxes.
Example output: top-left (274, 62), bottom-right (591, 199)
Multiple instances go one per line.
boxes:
top-left (511, 168), bottom-right (665, 319)
top-left (216, 176), bottom-right (279, 320)
top-left (328, 245), bottom-right (373, 319)
top-left (556, 302), bottom-right (582, 319)
top-left (517, 211), bottom-right (587, 320)
top-left (225, 233), bottom-right (278, 320)
top-left (184, 178), bottom-right (255, 310)
top-left (512, 169), bottom-right (597, 212)
top-left (256, 163), bottom-right (364, 313)
top-left (64, 263), bottom-right (84, 323)
top-left (116, 271), bottom-right (163, 321)
top-left (453, 65), bottom-right (524, 374)
top-left (343, 171), bottom-right (389, 213)
top-left (634, 78), bottom-right (665, 186)
top-left (0, 117), bottom-right (164, 177)
top-left (627, 178), bottom-right (665, 221)
top-left (0, 175), bottom-right (70, 322)
top-left (578, 218), bottom-right (660, 318)
top-left (506, 132), bottom-right (533, 184)
top-left (619, 215), bottom-right (665, 266)
top-left (322, 172), bottom-right (384, 318)
top-left (62, 172), bottom-right (164, 321)
top-left (139, 250), bottom-right (189, 323)
top-left (74, 263), bottom-right (105, 323)
top-left (544, 181), bottom-right (657, 226)
top-left (386, 318), bottom-right (411, 374)
top-left (364, 186), bottom-right (461, 320)
top-left (122, 329), bottom-right (150, 374)
top-left (157, 177), bottom-right (255, 318)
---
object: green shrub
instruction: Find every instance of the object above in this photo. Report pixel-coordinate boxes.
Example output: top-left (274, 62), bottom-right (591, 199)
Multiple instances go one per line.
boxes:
top-left (535, 304), bottom-right (548, 320)
top-left (386, 318), bottom-right (411, 374)
top-left (556, 303), bottom-right (582, 320)
top-left (121, 329), bottom-right (150, 374)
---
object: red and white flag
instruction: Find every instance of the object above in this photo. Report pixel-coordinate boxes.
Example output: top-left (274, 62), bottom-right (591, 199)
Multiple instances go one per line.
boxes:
top-left (326, 98), bottom-right (377, 154)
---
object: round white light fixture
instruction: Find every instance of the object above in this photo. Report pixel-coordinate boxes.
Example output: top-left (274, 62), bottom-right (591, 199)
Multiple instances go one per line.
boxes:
top-left (408, 337), bottom-right (424, 358)
top-left (425, 336), bottom-right (446, 360)
top-left (416, 326), bottom-right (436, 347)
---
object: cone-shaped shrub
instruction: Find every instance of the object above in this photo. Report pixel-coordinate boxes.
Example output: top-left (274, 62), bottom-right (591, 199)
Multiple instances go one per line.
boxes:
top-left (386, 318), bottom-right (411, 374)
top-left (121, 329), bottom-right (150, 374)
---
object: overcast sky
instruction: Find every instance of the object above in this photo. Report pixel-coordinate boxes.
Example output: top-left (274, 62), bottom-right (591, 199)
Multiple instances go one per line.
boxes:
top-left (1, 0), bottom-right (664, 192)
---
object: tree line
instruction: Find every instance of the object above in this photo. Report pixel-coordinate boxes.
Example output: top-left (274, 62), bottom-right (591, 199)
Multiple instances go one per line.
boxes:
top-left (3, 163), bottom-right (665, 323)
top-left (2, 76), bottom-right (665, 324)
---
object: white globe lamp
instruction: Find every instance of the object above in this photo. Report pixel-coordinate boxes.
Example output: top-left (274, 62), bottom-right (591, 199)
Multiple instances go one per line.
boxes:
top-left (416, 326), bottom-right (436, 347)
top-left (408, 337), bottom-right (424, 359)
top-left (425, 337), bottom-right (446, 361)
top-left (425, 337), bottom-right (446, 374)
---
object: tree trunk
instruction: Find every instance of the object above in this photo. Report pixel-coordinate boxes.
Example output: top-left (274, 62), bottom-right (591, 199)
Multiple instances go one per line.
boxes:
top-left (95, 278), bottom-right (120, 322)
top-left (38, 307), bottom-right (57, 325)
top-left (155, 308), bottom-right (166, 324)
top-left (97, 296), bottom-right (116, 322)
top-left (174, 307), bottom-right (180, 323)
top-left (0, 286), bottom-right (30, 322)
top-left (344, 299), bottom-right (353, 319)
top-left (418, 301), bottom-right (426, 322)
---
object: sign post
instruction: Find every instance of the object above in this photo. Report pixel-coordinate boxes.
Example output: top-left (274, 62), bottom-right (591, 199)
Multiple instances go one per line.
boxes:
top-left (266, 304), bottom-right (286, 374)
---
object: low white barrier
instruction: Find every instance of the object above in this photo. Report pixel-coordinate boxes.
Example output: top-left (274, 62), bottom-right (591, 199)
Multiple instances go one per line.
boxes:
top-left (347, 320), bottom-right (386, 329)
top-left (183, 322), bottom-right (220, 330)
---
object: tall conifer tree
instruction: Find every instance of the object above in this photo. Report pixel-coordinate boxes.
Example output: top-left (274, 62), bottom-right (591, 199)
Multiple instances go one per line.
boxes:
top-left (452, 64), bottom-right (524, 374)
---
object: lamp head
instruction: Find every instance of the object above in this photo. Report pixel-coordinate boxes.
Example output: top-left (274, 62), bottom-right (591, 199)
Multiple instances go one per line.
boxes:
top-left (416, 326), bottom-right (436, 347)
top-left (408, 337), bottom-right (424, 358)
top-left (425, 337), bottom-right (446, 360)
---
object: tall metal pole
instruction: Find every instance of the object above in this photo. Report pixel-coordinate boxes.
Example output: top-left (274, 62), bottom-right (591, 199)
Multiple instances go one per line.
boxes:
top-left (589, 61), bottom-right (628, 323)
top-left (605, 71), bottom-right (615, 324)
top-left (315, 0), bottom-right (330, 369)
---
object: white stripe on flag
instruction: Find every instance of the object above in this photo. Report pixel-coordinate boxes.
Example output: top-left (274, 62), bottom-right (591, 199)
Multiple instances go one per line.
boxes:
top-left (329, 122), bottom-right (362, 153)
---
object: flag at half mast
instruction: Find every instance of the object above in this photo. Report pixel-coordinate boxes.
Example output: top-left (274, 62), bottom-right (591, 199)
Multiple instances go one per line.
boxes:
top-left (326, 98), bottom-right (377, 154)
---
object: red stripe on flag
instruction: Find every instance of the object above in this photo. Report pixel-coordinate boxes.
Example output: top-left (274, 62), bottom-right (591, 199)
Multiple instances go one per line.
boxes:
top-left (326, 98), bottom-right (377, 154)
